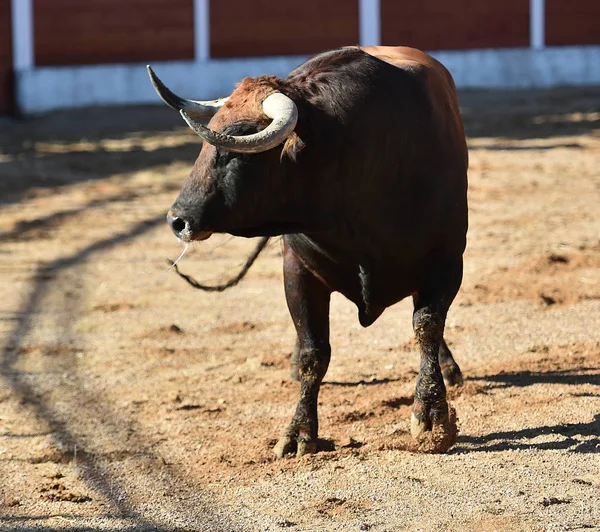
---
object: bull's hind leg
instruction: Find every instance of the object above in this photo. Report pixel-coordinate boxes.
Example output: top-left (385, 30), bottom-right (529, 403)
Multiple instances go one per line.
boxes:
top-left (410, 259), bottom-right (463, 451)
top-left (274, 242), bottom-right (331, 458)
top-left (439, 338), bottom-right (463, 387)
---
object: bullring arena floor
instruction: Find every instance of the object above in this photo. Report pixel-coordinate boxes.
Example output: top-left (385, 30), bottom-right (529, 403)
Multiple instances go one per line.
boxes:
top-left (0, 87), bottom-right (599, 531)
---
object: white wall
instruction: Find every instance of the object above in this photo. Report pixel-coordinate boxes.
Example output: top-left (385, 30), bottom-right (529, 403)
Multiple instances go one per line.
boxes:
top-left (15, 45), bottom-right (600, 114)
top-left (16, 55), bottom-right (305, 114)
top-left (436, 45), bottom-right (600, 88)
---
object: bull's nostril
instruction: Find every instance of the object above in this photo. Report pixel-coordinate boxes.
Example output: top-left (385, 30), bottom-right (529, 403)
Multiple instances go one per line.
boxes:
top-left (171, 217), bottom-right (186, 233)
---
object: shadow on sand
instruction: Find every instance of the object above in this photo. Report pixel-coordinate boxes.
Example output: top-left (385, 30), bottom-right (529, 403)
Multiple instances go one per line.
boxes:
top-left (454, 367), bottom-right (600, 454)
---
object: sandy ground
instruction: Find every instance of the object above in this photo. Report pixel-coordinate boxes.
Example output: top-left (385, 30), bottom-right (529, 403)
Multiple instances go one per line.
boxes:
top-left (0, 87), bottom-right (599, 531)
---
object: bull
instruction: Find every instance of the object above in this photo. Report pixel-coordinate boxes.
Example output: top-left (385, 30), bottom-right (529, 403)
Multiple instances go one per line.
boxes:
top-left (148, 46), bottom-right (468, 457)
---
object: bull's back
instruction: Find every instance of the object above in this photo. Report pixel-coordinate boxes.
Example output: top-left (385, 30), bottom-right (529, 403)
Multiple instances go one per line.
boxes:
top-left (363, 45), bottom-right (467, 171)
top-left (361, 46), bottom-right (454, 89)
top-left (361, 46), bottom-right (435, 68)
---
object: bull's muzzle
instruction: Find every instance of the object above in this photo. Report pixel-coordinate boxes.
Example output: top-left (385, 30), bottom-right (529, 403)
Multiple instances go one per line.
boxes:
top-left (166, 211), bottom-right (188, 238)
top-left (166, 210), bottom-right (212, 242)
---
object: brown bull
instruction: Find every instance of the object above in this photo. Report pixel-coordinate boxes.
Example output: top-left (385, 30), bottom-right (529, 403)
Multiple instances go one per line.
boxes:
top-left (148, 46), bottom-right (468, 456)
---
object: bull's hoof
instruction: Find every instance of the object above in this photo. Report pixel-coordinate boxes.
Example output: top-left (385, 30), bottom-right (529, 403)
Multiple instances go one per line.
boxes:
top-left (273, 434), bottom-right (317, 459)
top-left (410, 402), bottom-right (458, 454)
top-left (410, 398), bottom-right (448, 436)
top-left (441, 363), bottom-right (463, 387)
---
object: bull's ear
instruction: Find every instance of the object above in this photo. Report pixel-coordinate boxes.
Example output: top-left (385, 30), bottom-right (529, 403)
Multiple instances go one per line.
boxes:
top-left (281, 132), bottom-right (306, 162)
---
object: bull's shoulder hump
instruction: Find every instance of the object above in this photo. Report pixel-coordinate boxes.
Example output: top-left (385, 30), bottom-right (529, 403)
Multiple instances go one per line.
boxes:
top-left (361, 46), bottom-right (432, 66)
top-left (361, 46), bottom-right (452, 80)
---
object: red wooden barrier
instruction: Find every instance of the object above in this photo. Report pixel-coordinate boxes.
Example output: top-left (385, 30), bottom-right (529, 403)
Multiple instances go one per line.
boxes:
top-left (34, 0), bottom-right (194, 66)
top-left (381, 0), bottom-right (529, 50)
top-left (210, 0), bottom-right (359, 58)
top-left (546, 0), bottom-right (600, 46)
top-left (0, 0), bottom-right (13, 113)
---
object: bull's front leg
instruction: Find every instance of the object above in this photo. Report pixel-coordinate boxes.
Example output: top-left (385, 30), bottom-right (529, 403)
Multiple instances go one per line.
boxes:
top-left (411, 306), bottom-right (449, 437)
top-left (410, 261), bottom-right (462, 452)
top-left (274, 242), bottom-right (331, 458)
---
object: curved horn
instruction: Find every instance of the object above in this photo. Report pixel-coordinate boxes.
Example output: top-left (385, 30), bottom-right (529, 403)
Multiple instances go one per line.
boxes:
top-left (147, 65), bottom-right (228, 117)
top-left (179, 93), bottom-right (298, 154)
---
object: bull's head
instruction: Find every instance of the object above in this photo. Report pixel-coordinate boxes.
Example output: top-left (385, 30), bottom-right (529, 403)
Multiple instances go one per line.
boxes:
top-left (148, 67), bottom-right (309, 242)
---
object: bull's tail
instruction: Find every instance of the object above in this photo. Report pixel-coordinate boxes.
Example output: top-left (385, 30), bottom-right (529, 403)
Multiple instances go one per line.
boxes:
top-left (166, 236), bottom-right (270, 292)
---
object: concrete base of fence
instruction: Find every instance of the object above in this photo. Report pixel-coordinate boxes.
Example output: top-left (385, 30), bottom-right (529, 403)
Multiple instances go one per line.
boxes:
top-left (15, 45), bottom-right (600, 114)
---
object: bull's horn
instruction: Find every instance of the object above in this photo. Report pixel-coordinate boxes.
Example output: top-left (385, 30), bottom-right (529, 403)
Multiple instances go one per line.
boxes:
top-left (147, 65), bottom-right (228, 117)
top-left (179, 92), bottom-right (298, 154)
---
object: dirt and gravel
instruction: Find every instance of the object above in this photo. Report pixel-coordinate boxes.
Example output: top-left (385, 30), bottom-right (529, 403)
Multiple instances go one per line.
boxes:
top-left (0, 86), bottom-right (599, 531)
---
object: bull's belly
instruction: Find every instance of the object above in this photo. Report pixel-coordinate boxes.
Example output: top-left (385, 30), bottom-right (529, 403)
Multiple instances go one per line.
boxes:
top-left (285, 234), bottom-right (417, 327)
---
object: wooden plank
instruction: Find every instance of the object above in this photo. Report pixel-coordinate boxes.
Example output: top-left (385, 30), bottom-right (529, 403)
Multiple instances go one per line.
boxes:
top-left (210, 0), bottom-right (359, 58)
top-left (381, 0), bottom-right (529, 50)
top-left (33, 0), bottom-right (194, 66)
top-left (0, 0), bottom-right (13, 113)
top-left (546, 0), bottom-right (600, 46)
